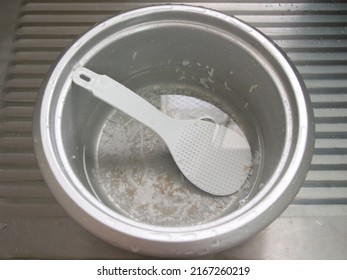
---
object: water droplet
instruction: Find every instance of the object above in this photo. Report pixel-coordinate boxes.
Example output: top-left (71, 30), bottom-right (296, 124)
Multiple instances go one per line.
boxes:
top-left (72, 41), bottom-right (81, 49)
top-left (239, 198), bottom-right (247, 206)
top-left (212, 239), bottom-right (221, 247)
top-left (130, 246), bottom-right (139, 253)
top-left (0, 222), bottom-right (8, 230)
top-left (49, 79), bottom-right (55, 85)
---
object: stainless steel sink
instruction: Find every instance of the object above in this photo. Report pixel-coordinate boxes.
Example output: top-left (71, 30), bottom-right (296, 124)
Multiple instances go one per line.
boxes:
top-left (0, 0), bottom-right (346, 259)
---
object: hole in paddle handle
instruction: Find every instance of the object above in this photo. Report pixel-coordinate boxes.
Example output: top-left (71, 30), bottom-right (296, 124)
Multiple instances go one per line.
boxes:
top-left (80, 73), bottom-right (91, 82)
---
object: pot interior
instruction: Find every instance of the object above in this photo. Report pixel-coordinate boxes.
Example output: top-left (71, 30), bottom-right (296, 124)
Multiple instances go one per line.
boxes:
top-left (59, 17), bottom-right (290, 227)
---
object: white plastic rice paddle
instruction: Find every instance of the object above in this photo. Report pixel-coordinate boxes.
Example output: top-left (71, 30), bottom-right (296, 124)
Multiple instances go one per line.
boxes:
top-left (72, 67), bottom-right (252, 196)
